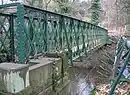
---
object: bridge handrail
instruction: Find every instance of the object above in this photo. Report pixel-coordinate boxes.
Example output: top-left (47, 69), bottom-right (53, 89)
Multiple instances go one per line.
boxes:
top-left (0, 3), bottom-right (108, 30)
top-left (0, 3), bottom-right (108, 64)
top-left (109, 37), bottom-right (130, 95)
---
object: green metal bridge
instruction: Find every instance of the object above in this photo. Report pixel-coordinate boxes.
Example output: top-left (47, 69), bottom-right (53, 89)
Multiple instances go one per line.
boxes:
top-left (0, 3), bottom-right (112, 95)
top-left (1, 3), bottom-right (130, 95)
top-left (0, 3), bottom-right (108, 65)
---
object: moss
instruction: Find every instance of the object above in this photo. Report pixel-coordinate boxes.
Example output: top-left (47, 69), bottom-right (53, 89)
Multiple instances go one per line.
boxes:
top-left (90, 85), bottom-right (97, 95)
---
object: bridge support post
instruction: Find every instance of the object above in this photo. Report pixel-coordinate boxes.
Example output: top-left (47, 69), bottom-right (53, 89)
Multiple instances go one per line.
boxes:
top-left (9, 15), bottom-right (15, 62)
top-left (17, 4), bottom-right (25, 64)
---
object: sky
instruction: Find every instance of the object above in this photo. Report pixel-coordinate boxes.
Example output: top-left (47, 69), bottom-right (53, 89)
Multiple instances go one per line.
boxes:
top-left (0, 0), bottom-right (23, 5)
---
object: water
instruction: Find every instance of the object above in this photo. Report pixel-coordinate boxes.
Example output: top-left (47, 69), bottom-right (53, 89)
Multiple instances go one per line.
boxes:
top-left (69, 67), bottom-right (96, 95)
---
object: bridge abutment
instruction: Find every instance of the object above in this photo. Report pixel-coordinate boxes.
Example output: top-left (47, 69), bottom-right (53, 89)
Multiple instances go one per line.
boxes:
top-left (0, 56), bottom-right (70, 95)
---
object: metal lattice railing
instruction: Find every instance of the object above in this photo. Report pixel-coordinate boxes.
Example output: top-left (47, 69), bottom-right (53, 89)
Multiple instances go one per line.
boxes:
top-left (0, 3), bottom-right (108, 64)
top-left (109, 36), bottom-right (130, 95)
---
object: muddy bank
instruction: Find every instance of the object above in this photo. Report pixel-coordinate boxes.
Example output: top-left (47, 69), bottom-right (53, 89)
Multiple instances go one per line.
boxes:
top-left (72, 43), bottom-right (116, 82)
top-left (68, 38), bottom-right (117, 94)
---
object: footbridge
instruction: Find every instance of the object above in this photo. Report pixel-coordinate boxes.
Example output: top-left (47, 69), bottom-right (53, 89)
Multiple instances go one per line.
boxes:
top-left (0, 3), bottom-right (108, 95)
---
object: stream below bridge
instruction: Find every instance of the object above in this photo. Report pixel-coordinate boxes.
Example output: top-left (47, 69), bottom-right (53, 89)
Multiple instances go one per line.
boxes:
top-left (56, 41), bottom-right (115, 95)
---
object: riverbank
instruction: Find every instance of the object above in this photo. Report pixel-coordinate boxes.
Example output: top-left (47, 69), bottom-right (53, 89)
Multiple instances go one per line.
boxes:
top-left (68, 37), bottom-right (117, 95)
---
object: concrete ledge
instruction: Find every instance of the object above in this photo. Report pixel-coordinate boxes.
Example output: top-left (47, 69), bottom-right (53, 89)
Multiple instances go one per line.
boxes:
top-left (0, 63), bottom-right (29, 94)
top-left (29, 58), bottom-right (60, 70)
top-left (0, 56), bottom-right (70, 95)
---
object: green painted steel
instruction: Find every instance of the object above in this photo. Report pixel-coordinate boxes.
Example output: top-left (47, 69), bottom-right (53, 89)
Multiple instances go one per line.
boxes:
top-left (109, 37), bottom-right (130, 95)
top-left (17, 4), bottom-right (25, 64)
top-left (109, 51), bottom-right (130, 95)
top-left (9, 15), bottom-right (15, 62)
top-left (0, 3), bottom-right (108, 64)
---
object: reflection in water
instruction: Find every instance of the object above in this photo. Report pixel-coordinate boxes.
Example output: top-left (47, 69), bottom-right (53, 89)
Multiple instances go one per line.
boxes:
top-left (69, 68), bottom-right (95, 95)
top-left (80, 79), bottom-right (95, 95)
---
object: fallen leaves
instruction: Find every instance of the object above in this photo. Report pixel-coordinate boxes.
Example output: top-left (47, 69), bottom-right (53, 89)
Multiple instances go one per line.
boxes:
top-left (95, 82), bottom-right (130, 95)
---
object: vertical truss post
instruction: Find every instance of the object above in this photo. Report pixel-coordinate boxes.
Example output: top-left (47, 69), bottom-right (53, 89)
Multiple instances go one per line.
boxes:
top-left (76, 20), bottom-right (80, 60)
top-left (82, 23), bottom-right (87, 56)
top-left (45, 12), bottom-right (48, 52)
top-left (86, 24), bottom-right (90, 52)
top-left (59, 15), bottom-right (63, 49)
top-left (9, 15), bottom-right (15, 62)
top-left (63, 17), bottom-right (72, 66)
top-left (17, 3), bottom-right (25, 64)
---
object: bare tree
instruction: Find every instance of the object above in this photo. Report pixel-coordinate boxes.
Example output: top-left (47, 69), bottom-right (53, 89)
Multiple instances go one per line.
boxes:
top-left (25, 0), bottom-right (52, 10)
top-left (44, 0), bottom-right (52, 10)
